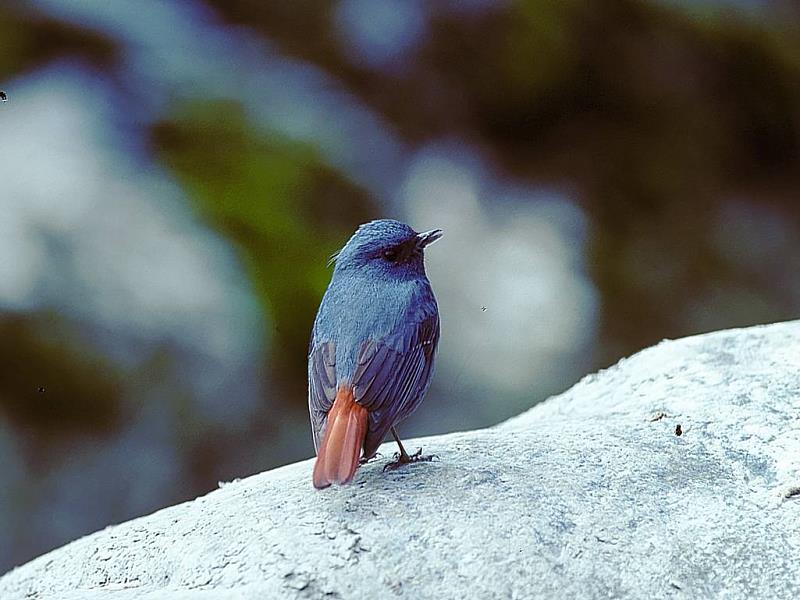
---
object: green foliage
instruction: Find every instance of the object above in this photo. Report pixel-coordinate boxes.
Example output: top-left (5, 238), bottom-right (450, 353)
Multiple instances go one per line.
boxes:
top-left (152, 101), bottom-right (376, 383)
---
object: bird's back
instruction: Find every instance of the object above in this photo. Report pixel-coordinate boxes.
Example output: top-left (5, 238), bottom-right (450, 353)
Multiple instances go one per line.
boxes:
top-left (312, 272), bottom-right (436, 376)
top-left (309, 269), bottom-right (439, 456)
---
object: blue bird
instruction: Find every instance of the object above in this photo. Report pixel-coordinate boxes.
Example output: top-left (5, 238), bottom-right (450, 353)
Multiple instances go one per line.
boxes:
top-left (308, 219), bottom-right (442, 489)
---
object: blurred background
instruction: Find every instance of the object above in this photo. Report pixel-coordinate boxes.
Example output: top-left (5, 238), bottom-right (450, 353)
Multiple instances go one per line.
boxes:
top-left (1, 0), bottom-right (799, 574)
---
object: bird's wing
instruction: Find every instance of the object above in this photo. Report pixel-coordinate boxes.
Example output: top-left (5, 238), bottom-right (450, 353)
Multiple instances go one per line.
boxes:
top-left (308, 312), bottom-right (440, 457)
top-left (308, 340), bottom-right (337, 451)
top-left (351, 312), bottom-right (440, 458)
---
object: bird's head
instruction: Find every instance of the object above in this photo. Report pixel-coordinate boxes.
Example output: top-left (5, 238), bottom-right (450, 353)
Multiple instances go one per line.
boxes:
top-left (332, 219), bottom-right (442, 279)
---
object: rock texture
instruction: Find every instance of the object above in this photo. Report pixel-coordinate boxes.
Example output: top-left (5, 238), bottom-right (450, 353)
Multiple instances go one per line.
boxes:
top-left (2, 321), bottom-right (800, 599)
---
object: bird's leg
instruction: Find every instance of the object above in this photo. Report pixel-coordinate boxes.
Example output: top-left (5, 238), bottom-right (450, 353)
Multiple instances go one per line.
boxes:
top-left (383, 427), bottom-right (436, 471)
top-left (392, 428), bottom-right (413, 462)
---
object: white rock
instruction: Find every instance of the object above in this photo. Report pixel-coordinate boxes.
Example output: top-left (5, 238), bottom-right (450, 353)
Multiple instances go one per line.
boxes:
top-left (2, 321), bottom-right (800, 599)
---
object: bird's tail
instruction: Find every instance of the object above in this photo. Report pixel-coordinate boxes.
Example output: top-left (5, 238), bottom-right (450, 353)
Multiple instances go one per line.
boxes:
top-left (312, 386), bottom-right (368, 489)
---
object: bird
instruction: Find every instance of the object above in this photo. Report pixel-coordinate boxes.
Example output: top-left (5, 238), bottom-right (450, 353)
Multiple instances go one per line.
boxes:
top-left (308, 219), bottom-right (442, 489)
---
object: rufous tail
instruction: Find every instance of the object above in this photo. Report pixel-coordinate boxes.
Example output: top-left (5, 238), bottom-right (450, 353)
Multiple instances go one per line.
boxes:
top-left (313, 386), bottom-right (368, 489)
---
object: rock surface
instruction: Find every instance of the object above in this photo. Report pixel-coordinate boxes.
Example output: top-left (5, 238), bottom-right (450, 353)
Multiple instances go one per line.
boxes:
top-left (2, 321), bottom-right (800, 599)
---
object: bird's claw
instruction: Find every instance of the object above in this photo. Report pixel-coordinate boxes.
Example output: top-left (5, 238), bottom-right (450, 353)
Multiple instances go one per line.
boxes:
top-left (383, 448), bottom-right (437, 471)
top-left (359, 452), bottom-right (381, 465)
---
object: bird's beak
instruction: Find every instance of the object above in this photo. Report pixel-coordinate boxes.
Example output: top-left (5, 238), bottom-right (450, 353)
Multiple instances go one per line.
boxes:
top-left (416, 228), bottom-right (443, 248)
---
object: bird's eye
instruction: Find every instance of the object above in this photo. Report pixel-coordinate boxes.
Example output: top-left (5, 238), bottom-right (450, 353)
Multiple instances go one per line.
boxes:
top-left (382, 248), bottom-right (400, 262)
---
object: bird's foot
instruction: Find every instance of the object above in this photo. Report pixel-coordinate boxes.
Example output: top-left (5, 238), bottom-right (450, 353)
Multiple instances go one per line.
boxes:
top-left (383, 448), bottom-right (437, 471)
top-left (359, 452), bottom-right (381, 465)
